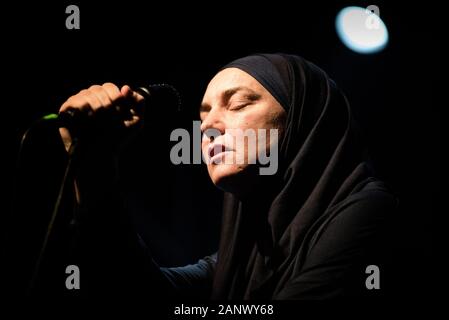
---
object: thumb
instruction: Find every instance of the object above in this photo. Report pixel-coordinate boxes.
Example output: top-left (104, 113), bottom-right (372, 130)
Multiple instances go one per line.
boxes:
top-left (121, 84), bottom-right (145, 103)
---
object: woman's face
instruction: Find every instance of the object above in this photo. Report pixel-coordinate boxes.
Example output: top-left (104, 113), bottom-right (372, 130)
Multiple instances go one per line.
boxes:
top-left (200, 68), bottom-right (286, 195)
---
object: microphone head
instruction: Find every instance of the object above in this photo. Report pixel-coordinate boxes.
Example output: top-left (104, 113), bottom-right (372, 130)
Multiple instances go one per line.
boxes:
top-left (136, 84), bottom-right (182, 112)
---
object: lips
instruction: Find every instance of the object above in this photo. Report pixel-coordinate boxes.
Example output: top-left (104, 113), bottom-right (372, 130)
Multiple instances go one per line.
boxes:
top-left (208, 143), bottom-right (231, 160)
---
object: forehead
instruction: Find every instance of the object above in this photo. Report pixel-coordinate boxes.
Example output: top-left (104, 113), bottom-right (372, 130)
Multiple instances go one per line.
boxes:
top-left (203, 68), bottom-right (266, 101)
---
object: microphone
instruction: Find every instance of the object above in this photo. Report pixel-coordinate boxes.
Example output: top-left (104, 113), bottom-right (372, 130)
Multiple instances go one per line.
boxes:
top-left (43, 84), bottom-right (181, 132)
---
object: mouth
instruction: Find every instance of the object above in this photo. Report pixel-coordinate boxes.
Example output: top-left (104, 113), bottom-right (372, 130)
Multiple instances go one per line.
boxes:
top-left (208, 143), bottom-right (232, 162)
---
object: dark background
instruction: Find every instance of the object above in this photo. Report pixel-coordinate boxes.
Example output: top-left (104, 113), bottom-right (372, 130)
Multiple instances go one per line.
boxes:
top-left (1, 0), bottom-right (439, 300)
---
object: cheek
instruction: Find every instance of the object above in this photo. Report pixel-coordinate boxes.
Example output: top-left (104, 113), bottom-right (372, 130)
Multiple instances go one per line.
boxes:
top-left (233, 114), bottom-right (255, 130)
top-left (233, 108), bottom-right (279, 132)
top-left (236, 109), bottom-right (283, 159)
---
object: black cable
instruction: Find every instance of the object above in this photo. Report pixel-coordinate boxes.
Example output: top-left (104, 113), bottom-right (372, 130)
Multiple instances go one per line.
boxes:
top-left (27, 137), bottom-right (78, 293)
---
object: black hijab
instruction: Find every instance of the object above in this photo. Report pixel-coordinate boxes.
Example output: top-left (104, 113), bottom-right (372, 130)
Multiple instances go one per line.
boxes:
top-left (211, 53), bottom-right (380, 299)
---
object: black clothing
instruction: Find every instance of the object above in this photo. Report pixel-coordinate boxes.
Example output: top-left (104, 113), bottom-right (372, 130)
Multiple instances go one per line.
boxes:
top-left (151, 178), bottom-right (396, 299)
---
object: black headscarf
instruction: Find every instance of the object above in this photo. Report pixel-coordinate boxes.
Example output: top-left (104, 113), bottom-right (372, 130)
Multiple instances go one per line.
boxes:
top-left (210, 53), bottom-right (382, 299)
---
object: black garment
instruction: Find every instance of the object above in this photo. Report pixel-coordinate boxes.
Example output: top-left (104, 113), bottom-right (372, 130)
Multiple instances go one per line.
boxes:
top-left (153, 177), bottom-right (395, 299)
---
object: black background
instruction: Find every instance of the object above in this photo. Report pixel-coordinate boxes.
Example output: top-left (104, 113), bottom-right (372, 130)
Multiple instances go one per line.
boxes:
top-left (2, 0), bottom-right (439, 303)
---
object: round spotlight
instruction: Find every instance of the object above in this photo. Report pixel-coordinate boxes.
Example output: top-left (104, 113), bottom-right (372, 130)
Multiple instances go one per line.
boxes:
top-left (335, 6), bottom-right (389, 54)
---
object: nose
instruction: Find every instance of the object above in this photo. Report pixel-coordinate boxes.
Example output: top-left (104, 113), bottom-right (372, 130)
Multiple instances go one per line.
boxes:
top-left (200, 107), bottom-right (225, 136)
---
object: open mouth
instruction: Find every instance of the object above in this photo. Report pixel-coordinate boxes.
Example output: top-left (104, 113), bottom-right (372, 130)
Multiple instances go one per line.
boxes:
top-left (208, 143), bottom-right (232, 163)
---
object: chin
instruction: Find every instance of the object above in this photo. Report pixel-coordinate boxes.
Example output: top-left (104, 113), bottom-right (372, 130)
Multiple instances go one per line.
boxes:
top-left (208, 163), bottom-right (246, 192)
top-left (208, 163), bottom-right (263, 197)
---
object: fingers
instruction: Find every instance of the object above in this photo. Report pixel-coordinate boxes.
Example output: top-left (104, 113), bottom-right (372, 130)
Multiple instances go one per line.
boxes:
top-left (121, 85), bottom-right (145, 104)
top-left (58, 83), bottom-right (146, 154)
top-left (58, 82), bottom-right (146, 135)
top-left (59, 82), bottom-right (124, 114)
top-left (121, 84), bottom-right (146, 119)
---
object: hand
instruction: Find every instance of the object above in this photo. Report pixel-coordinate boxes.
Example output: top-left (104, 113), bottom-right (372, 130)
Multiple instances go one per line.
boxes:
top-left (59, 83), bottom-right (145, 154)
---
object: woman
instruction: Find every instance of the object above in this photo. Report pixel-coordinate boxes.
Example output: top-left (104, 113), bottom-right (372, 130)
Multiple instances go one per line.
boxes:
top-left (58, 53), bottom-right (397, 299)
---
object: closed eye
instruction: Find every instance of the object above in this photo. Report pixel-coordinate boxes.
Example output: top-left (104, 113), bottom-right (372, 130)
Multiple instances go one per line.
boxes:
top-left (228, 103), bottom-right (250, 111)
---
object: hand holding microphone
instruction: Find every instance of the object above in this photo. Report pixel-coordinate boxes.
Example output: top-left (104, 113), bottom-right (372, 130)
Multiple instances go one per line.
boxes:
top-left (58, 83), bottom-right (146, 153)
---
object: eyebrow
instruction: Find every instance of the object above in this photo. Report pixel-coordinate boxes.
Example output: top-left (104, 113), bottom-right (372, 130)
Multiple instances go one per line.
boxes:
top-left (200, 86), bottom-right (261, 113)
